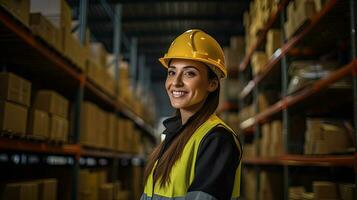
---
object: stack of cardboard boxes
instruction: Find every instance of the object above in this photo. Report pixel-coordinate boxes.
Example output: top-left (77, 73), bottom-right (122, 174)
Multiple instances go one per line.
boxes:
top-left (1, 179), bottom-right (58, 200)
top-left (304, 119), bottom-right (354, 155)
top-left (289, 182), bottom-right (356, 200)
top-left (0, 72), bottom-right (31, 136)
top-left (78, 169), bottom-right (131, 200)
top-left (32, 90), bottom-right (69, 142)
top-left (81, 101), bottom-right (116, 149)
top-left (81, 101), bottom-right (143, 153)
top-left (30, 0), bottom-right (87, 70)
top-left (243, 0), bottom-right (280, 53)
top-left (0, 72), bottom-right (69, 142)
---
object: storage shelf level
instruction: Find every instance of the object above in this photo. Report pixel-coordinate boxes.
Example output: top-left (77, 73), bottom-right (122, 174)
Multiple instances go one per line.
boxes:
top-left (240, 60), bottom-right (357, 131)
top-left (243, 154), bottom-right (357, 168)
top-left (239, 0), bottom-right (340, 99)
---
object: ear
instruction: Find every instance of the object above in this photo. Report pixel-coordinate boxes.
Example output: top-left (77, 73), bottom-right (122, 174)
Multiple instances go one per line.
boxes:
top-left (207, 79), bottom-right (219, 92)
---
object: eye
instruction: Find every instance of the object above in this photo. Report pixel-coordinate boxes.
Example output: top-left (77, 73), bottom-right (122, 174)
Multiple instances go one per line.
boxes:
top-left (167, 70), bottom-right (175, 76)
top-left (184, 71), bottom-right (196, 77)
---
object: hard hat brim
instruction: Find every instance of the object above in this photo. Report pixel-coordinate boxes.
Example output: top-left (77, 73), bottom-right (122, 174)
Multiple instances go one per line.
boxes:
top-left (159, 56), bottom-right (227, 78)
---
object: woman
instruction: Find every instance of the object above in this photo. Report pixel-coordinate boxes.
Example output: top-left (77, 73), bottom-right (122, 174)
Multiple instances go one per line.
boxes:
top-left (141, 29), bottom-right (242, 200)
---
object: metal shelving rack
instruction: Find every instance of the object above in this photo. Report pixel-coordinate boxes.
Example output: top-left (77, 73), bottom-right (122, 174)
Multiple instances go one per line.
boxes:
top-left (0, 1), bottom-right (157, 200)
top-left (238, 0), bottom-right (357, 199)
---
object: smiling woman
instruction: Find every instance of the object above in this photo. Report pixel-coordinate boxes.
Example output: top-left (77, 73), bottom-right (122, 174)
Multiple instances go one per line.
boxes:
top-left (141, 29), bottom-right (242, 200)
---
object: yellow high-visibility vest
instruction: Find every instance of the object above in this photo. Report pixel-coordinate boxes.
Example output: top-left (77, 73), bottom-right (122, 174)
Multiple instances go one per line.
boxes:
top-left (143, 114), bottom-right (241, 199)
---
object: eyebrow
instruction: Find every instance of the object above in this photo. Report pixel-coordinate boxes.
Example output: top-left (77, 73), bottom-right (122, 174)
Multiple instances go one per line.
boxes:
top-left (168, 65), bottom-right (200, 71)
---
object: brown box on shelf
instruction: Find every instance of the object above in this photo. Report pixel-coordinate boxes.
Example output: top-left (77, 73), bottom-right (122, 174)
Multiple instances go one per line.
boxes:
top-left (0, 72), bottom-right (31, 107)
top-left (27, 108), bottom-right (50, 139)
top-left (243, 168), bottom-right (257, 200)
top-left (107, 113), bottom-right (117, 150)
top-left (0, 101), bottom-right (28, 134)
top-left (251, 51), bottom-right (268, 75)
top-left (90, 42), bottom-right (108, 67)
top-left (33, 90), bottom-right (69, 118)
top-left (266, 29), bottom-right (282, 58)
top-left (99, 183), bottom-right (114, 200)
top-left (260, 123), bottom-right (271, 157)
top-left (49, 114), bottom-right (69, 142)
top-left (21, 182), bottom-right (39, 200)
top-left (80, 102), bottom-right (97, 147)
top-left (224, 48), bottom-right (244, 70)
top-left (63, 30), bottom-right (86, 71)
top-left (115, 190), bottom-right (129, 200)
top-left (314, 0), bottom-right (328, 12)
top-left (37, 179), bottom-right (57, 200)
top-left (0, 0), bottom-right (30, 26)
top-left (30, 0), bottom-right (72, 31)
top-left (230, 36), bottom-right (245, 51)
top-left (1, 183), bottom-right (23, 200)
top-left (313, 181), bottom-right (338, 199)
top-left (29, 13), bottom-right (59, 50)
top-left (294, 0), bottom-right (316, 30)
top-left (116, 118), bottom-right (124, 152)
top-left (338, 183), bottom-right (356, 200)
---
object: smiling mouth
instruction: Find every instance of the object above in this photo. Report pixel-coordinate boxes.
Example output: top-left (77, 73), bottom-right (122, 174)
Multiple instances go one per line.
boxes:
top-left (171, 90), bottom-right (187, 98)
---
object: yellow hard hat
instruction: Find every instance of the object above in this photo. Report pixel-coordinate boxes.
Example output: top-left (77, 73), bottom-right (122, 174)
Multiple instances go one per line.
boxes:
top-left (159, 29), bottom-right (227, 78)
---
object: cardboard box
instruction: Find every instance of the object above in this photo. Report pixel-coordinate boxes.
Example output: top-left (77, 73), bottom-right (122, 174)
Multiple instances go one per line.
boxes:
top-left (49, 114), bottom-right (69, 142)
top-left (338, 183), bottom-right (356, 200)
top-left (63, 30), bottom-right (86, 70)
top-left (107, 113), bottom-right (117, 150)
top-left (0, 101), bottom-right (28, 134)
top-left (90, 42), bottom-right (108, 67)
top-left (294, 0), bottom-right (316, 30)
top-left (313, 181), bottom-right (338, 199)
top-left (0, 72), bottom-right (31, 106)
top-left (34, 90), bottom-right (69, 118)
top-left (266, 29), bottom-right (282, 58)
top-left (224, 48), bottom-right (244, 70)
top-left (1, 183), bottom-right (23, 200)
top-left (116, 190), bottom-right (129, 200)
top-left (22, 182), bottom-right (39, 200)
top-left (99, 184), bottom-right (114, 200)
top-left (80, 102), bottom-right (97, 146)
top-left (30, 13), bottom-right (60, 50)
top-left (314, 0), bottom-right (328, 12)
top-left (0, 0), bottom-right (30, 26)
top-left (38, 179), bottom-right (57, 200)
top-left (251, 52), bottom-right (268, 75)
top-left (30, 0), bottom-right (71, 30)
top-left (230, 36), bottom-right (245, 51)
top-left (27, 108), bottom-right (50, 139)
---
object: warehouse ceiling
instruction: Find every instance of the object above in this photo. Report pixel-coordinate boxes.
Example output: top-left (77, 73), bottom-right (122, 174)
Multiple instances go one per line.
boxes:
top-left (69, 0), bottom-right (250, 82)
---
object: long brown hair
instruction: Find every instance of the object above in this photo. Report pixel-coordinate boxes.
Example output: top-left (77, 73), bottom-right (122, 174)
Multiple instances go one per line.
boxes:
top-left (143, 66), bottom-right (220, 188)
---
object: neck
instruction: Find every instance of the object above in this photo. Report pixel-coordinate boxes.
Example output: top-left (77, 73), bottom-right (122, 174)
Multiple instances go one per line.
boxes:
top-left (179, 101), bottom-right (205, 124)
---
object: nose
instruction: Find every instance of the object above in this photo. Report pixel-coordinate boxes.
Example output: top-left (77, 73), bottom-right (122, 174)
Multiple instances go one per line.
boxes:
top-left (172, 72), bottom-right (184, 87)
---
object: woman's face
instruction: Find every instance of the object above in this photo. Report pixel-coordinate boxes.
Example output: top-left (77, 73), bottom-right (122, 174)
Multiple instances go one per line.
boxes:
top-left (165, 59), bottom-right (218, 112)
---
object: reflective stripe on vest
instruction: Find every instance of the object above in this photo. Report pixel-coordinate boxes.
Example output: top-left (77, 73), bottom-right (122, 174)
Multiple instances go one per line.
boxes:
top-left (143, 114), bottom-right (242, 199)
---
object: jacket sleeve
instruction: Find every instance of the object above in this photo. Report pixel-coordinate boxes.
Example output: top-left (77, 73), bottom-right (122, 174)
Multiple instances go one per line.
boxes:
top-left (187, 126), bottom-right (241, 200)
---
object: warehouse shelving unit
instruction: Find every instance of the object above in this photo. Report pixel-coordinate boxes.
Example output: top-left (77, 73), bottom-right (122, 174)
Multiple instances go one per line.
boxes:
top-left (238, 0), bottom-right (357, 199)
top-left (0, 1), bottom-right (157, 200)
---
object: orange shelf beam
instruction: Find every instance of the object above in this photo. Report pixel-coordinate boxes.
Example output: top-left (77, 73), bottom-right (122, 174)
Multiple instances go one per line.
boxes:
top-left (240, 60), bottom-right (357, 130)
top-left (0, 137), bottom-right (81, 156)
top-left (243, 154), bottom-right (356, 167)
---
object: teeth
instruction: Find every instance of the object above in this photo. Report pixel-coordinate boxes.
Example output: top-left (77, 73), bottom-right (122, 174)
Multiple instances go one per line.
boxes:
top-left (172, 91), bottom-right (186, 97)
